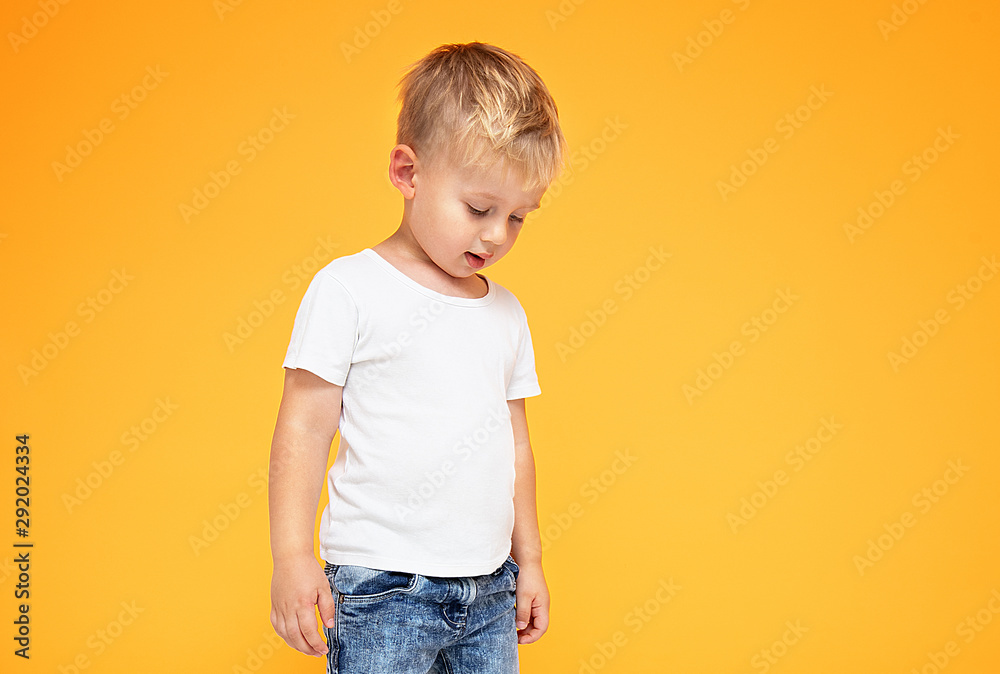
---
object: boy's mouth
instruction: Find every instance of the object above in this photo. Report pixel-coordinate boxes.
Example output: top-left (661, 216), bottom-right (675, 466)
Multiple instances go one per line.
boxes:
top-left (465, 251), bottom-right (487, 269)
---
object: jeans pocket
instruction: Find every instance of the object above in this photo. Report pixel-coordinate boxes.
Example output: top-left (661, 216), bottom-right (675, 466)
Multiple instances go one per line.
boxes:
top-left (332, 565), bottom-right (419, 603)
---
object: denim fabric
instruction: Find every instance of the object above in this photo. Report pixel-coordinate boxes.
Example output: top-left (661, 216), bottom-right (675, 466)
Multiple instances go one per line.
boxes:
top-left (322, 556), bottom-right (520, 673)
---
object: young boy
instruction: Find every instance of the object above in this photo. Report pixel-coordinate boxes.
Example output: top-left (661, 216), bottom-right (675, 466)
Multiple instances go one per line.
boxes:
top-left (267, 42), bottom-right (568, 673)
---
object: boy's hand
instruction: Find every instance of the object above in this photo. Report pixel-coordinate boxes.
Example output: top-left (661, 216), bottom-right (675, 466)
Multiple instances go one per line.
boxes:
top-left (270, 555), bottom-right (338, 657)
top-left (514, 560), bottom-right (549, 644)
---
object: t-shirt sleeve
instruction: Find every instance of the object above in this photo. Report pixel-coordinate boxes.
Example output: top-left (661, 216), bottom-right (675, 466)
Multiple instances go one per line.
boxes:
top-left (282, 270), bottom-right (358, 386)
top-left (506, 306), bottom-right (541, 400)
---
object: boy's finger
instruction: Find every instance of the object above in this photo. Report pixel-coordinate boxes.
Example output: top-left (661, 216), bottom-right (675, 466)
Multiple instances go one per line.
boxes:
top-left (295, 608), bottom-right (329, 656)
top-left (520, 617), bottom-right (547, 641)
top-left (281, 613), bottom-right (312, 655)
top-left (278, 613), bottom-right (311, 655)
top-left (317, 587), bottom-right (337, 630)
top-left (517, 624), bottom-right (542, 644)
top-left (514, 594), bottom-right (532, 629)
top-left (532, 605), bottom-right (549, 634)
top-left (516, 600), bottom-right (549, 644)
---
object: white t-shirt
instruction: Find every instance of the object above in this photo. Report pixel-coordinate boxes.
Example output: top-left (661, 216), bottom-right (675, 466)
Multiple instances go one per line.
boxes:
top-left (282, 247), bottom-right (541, 576)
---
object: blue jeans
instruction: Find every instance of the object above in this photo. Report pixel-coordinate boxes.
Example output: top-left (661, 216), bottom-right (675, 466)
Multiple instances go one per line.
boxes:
top-left (322, 555), bottom-right (520, 674)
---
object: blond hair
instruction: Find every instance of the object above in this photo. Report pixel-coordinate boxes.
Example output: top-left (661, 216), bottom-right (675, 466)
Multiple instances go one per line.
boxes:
top-left (395, 42), bottom-right (568, 192)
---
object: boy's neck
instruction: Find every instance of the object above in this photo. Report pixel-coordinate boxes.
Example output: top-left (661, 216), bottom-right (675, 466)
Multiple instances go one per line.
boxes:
top-left (372, 234), bottom-right (489, 300)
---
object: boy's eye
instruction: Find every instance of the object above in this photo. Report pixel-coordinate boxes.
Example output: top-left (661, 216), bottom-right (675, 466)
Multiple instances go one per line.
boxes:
top-left (467, 204), bottom-right (525, 224)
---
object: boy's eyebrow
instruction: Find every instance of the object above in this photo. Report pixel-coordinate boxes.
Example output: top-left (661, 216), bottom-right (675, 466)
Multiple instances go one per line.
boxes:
top-left (467, 190), bottom-right (540, 210)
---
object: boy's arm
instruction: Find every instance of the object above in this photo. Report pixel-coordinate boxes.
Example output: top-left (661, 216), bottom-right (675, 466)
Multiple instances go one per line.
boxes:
top-left (269, 367), bottom-right (343, 658)
top-left (508, 397), bottom-right (550, 644)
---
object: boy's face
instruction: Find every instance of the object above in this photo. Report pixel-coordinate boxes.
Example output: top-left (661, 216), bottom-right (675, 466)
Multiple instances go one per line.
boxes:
top-left (395, 145), bottom-right (546, 280)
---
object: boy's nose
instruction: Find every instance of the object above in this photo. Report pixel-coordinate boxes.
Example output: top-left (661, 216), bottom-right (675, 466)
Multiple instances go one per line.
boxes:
top-left (481, 218), bottom-right (508, 246)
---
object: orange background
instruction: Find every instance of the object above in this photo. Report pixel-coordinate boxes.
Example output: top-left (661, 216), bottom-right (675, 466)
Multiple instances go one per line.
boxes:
top-left (2, 0), bottom-right (999, 672)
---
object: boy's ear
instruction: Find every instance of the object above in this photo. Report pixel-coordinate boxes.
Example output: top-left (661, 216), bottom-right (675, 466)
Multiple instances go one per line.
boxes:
top-left (388, 144), bottom-right (418, 199)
